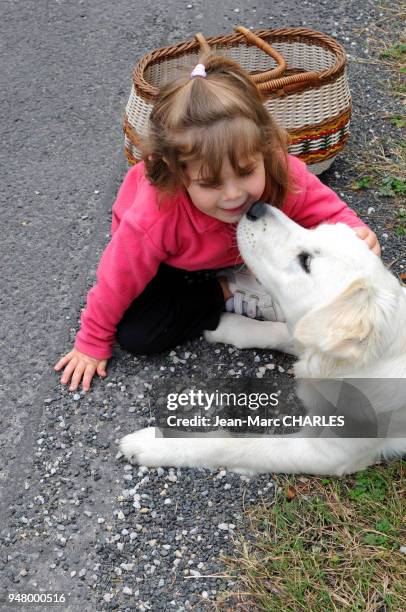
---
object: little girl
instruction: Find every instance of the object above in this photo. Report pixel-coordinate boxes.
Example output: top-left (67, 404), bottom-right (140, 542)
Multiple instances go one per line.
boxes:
top-left (55, 52), bottom-right (380, 392)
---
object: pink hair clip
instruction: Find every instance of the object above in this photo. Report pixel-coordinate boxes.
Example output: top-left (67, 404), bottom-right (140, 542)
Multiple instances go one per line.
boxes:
top-left (191, 63), bottom-right (207, 79)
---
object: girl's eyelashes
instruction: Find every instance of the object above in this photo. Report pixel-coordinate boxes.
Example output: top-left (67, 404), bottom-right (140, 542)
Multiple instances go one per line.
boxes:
top-left (196, 166), bottom-right (257, 188)
top-left (197, 181), bottom-right (221, 189)
top-left (238, 165), bottom-right (256, 176)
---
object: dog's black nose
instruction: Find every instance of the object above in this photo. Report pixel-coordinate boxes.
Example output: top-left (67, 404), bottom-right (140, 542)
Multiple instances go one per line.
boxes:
top-left (246, 201), bottom-right (268, 221)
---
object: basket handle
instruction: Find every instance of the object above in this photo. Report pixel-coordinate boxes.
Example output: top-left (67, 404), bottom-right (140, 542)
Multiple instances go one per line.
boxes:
top-left (234, 26), bottom-right (287, 81)
top-left (195, 28), bottom-right (286, 81)
top-left (235, 26), bottom-right (321, 93)
top-left (194, 28), bottom-right (322, 94)
top-left (195, 32), bottom-right (211, 54)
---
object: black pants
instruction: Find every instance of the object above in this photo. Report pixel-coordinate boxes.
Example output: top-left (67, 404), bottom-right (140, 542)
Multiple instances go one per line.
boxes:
top-left (116, 264), bottom-right (225, 355)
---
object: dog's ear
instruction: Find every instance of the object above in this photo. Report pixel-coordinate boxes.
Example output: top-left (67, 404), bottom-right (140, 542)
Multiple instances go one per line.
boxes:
top-left (293, 278), bottom-right (376, 361)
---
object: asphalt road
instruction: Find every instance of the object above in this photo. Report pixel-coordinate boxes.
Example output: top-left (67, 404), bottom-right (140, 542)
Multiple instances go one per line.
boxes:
top-left (1, 0), bottom-right (404, 610)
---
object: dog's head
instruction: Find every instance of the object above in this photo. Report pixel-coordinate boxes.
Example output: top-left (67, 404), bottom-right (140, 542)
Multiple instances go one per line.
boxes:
top-left (238, 204), bottom-right (403, 364)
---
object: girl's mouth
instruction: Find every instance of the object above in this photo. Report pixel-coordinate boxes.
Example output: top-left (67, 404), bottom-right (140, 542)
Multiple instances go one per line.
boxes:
top-left (221, 201), bottom-right (249, 215)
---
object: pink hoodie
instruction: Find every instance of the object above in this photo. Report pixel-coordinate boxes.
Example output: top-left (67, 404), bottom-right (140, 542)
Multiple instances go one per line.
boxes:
top-left (74, 155), bottom-right (368, 359)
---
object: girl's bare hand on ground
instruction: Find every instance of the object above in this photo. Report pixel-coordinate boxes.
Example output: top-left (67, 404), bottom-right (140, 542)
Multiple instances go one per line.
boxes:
top-left (54, 348), bottom-right (108, 392)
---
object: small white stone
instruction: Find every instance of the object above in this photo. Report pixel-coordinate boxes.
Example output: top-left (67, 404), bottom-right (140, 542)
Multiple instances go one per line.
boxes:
top-left (123, 586), bottom-right (133, 595)
top-left (121, 563), bottom-right (134, 571)
top-left (218, 522), bottom-right (229, 530)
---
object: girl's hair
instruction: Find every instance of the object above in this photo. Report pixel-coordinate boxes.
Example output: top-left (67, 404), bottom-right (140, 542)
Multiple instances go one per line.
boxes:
top-left (141, 51), bottom-right (291, 207)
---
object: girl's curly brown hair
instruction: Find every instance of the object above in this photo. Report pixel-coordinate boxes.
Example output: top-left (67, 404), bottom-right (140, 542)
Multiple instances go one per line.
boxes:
top-left (141, 51), bottom-right (292, 207)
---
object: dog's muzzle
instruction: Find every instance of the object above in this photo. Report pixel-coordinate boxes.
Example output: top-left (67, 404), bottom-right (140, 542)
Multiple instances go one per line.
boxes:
top-left (246, 201), bottom-right (269, 221)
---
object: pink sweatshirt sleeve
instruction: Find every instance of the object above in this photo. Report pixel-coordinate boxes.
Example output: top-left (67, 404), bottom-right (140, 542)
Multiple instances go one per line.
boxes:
top-left (282, 156), bottom-right (368, 230)
top-left (74, 210), bottom-right (167, 360)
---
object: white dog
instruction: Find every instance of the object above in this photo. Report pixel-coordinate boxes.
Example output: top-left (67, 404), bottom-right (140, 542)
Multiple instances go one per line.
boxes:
top-left (120, 205), bottom-right (406, 475)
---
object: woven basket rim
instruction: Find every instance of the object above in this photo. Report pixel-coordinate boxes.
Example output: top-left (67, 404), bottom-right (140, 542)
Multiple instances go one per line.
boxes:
top-left (133, 27), bottom-right (347, 101)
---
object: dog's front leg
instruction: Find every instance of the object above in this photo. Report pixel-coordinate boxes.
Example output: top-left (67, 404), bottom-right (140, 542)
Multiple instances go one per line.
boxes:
top-left (119, 429), bottom-right (363, 476)
top-left (120, 428), bottom-right (256, 473)
top-left (204, 313), bottom-right (299, 355)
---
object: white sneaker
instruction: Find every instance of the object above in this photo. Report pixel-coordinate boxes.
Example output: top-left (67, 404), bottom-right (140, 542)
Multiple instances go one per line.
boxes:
top-left (218, 266), bottom-right (285, 322)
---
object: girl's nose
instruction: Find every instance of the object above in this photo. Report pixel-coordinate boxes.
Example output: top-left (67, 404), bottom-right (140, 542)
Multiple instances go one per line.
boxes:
top-left (222, 180), bottom-right (243, 201)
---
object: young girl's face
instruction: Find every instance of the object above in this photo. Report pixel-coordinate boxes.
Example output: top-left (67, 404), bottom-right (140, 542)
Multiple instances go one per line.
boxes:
top-left (184, 153), bottom-right (266, 224)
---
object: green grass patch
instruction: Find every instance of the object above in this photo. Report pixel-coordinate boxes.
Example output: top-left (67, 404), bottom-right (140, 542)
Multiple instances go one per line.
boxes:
top-left (378, 176), bottom-right (406, 197)
top-left (350, 137), bottom-right (405, 237)
top-left (395, 207), bottom-right (406, 236)
top-left (217, 461), bottom-right (406, 611)
top-left (351, 138), bottom-right (405, 194)
top-left (352, 176), bottom-right (374, 190)
top-left (391, 115), bottom-right (405, 128)
top-left (380, 42), bottom-right (406, 62)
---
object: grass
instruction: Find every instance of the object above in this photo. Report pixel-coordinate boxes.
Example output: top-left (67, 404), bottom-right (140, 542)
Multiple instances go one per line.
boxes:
top-left (348, 1), bottom-right (405, 241)
top-left (351, 138), bottom-right (405, 188)
top-left (379, 35), bottom-right (406, 98)
top-left (370, 1), bottom-right (406, 98)
top-left (395, 207), bottom-right (406, 237)
top-left (216, 461), bottom-right (406, 611)
top-left (350, 137), bottom-right (406, 225)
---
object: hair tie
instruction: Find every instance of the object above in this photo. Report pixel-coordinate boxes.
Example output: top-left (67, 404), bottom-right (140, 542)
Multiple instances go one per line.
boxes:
top-left (191, 63), bottom-right (207, 79)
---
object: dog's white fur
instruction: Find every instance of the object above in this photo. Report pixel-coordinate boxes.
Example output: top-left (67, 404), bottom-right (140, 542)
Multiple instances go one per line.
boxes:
top-left (120, 207), bottom-right (406, 475)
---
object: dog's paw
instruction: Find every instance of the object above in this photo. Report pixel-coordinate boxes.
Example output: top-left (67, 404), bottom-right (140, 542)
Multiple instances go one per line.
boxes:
top-left (204, 313), bottom-right (247, 348)
top-left (119, 427), bottom-right (161, 466)
top-left (203, 328), bottom-right (217, 344)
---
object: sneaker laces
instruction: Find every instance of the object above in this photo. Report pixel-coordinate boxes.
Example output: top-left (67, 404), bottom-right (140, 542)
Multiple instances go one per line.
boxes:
top-left (226, 291), bottom-right (260, 318)
top-left (220, 266), bottom-right (285, 322)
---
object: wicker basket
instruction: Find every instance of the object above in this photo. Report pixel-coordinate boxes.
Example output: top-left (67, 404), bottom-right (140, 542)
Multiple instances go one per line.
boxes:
top-left (123, 27), bottom-right (352, 175)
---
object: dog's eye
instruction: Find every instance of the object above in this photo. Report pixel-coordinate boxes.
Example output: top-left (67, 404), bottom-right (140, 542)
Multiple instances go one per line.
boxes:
top-left (298, 252), bottom-right (311, 273)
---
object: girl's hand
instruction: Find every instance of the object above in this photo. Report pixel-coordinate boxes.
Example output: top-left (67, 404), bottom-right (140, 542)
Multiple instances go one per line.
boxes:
top-left (353, 226), bottom-right (381, 256)
top-left (54, 348), bottom-right (108, 392)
